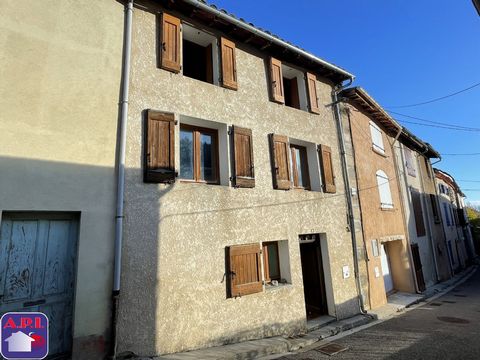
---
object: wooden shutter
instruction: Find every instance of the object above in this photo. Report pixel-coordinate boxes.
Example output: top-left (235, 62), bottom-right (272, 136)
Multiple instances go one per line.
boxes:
top-left (411, 190), bottom-right (426, 237)
top-left (306, 72), bottom-right (320, 114)
top-left (227, 243), bottom-right (262, 297)
top-left (144, 110), bottom-right (176, 183)
top-left (269, 134), bottom-right (291, 190)
top-left (161, 13), bottom-right (181, 73)
top-left (319, 144), bottom-right (336, 193)
top-left (269, 57), bottom-right (284, 103)
top-left (411, 244), bottom-right (426, 292)
top-left (232, 126), bottom-right (255, 188)
top-left (220, 37), bottom-right (237, 90)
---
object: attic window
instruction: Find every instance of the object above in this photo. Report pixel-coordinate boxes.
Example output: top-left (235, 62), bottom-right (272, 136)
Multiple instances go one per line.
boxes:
top-left (282, 64), bottom-right (307, 110)
top-left (182, 24), bottom-right (218, 85)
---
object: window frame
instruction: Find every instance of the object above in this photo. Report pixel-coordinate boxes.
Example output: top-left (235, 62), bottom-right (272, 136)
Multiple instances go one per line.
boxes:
top-left (289, 144), bottom-right (311, 190)
top-left (179, 123), bottom-right (219, 184)
top-left (262, 241), bottom-right (281, 283)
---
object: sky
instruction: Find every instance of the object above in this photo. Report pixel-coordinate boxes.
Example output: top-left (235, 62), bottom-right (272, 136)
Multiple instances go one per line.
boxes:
top-left (208, 0), bottom-right (480, 205)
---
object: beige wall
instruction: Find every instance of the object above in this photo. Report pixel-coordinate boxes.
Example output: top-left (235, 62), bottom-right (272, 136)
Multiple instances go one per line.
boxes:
top-left (0, 0), bottom-right (124, 358)
top-left (118, 2), bottom-right (360, 356)
top-left (345, 104), bottom-right (415, 309)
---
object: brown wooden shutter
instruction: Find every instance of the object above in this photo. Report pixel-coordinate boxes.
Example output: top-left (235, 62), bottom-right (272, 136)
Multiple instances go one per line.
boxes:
top-left (269, 57), bottom-right (284, 103)
top-left (319, 144), bottom-right (336, 193)
top-left (269, 134), bottom-right (291, 190)
top-left (220, 37), bottom-right (238, 90)
top-left (227, 243), bottom-right (262, 297)
top-left (144, 110), bottom-right (176, 183)
top-left (161, 13), bottom-right (181, 73)
top-left (411, 190), bottom-right (426, 237)
top-left (306, 72), bottom-right (320, 114)
top-left (232, 126), bottom-right (255, 188)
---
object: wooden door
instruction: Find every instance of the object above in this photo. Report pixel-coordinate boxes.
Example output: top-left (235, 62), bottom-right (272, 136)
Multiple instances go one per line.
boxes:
top-left (0, 214), bottom-right (78, 357)
top-left (380, 244), bottom-right (394, 293)
top-left (411, 244), bottom-right (426, 292)
top-left (300, 236), bottom-right (328, 319)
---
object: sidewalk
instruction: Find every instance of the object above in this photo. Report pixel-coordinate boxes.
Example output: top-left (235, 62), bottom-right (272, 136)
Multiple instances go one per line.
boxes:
top-left (131, 265), bottom-right (477, 360)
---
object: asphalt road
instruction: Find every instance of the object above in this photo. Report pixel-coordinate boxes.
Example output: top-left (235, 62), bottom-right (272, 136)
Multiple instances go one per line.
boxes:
top-left (282, 267), bottom-right (480, 360)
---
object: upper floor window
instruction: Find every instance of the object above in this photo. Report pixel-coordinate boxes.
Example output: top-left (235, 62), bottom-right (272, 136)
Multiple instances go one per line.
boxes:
top-left (290, 144), bottom-right (310, 190)
top-left (404, 147), bottom-right (416, 177)
top-left (369, 121), bottom-right (385, 154)
top-left (376, 170), bottom-right (393, 209)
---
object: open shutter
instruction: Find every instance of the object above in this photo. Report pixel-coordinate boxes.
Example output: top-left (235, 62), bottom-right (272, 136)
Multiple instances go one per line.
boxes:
top-left (144, 110), bottom-right (176, 183)
top-left (269, 134), bottom-right (291, 190)
top-left (220, 37), bottom-right (238, 90)
top-left (232, 126), bottom-right (255, 188)
top-left (161, 13), bottom-right (181, 73)
top-left (227, 243), bottom-right (262, 297)
top-left (269, 57), bottom-right (284, 103)
top-left (306, 72), bottom-right (320, 114)
top-left (319, 144), bottom-right (336, 193)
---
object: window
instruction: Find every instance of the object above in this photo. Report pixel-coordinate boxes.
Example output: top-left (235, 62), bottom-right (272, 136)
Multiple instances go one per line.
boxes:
top-left (290, 144), bottom-right (310, 189)
top-left (443, 203), bottom-right (451, 226)
top-left (180, 124), bottom-right (218, 183)
top-left (369, 121), bottom-right (385, 154)
top-left (371, 239), bottom-right (379, 257)
top-left (376, 170), bottom-right (393, 209)
top-left (404, 147), bottom-right (416, 177)
top-left (411, 189), bottom-right (426, 237)
top-left (430, 194), bottom-right (441, 223)
top-left (424, 157), bottom-right (432, 178)
top-left (262, 242), bottom-right (280, 282)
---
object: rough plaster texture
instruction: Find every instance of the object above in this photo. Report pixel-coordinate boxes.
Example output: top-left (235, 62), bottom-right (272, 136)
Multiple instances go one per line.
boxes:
top-left (344, 105), bottom-right (415, 310)
top-left (118, 2), bottom-right (360, 356)
top-left (0, 1), bottom-right (124, 358)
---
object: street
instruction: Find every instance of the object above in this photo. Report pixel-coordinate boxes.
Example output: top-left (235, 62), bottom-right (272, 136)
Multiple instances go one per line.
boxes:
top-left (282, 267), bottom-right (480, 360)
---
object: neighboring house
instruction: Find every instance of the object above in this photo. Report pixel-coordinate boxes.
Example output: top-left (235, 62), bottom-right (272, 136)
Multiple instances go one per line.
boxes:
top-left (0, 1), bottom-right (124, 359)
top-left (395, 130), bottom-right (452, 290)
top-left (434, 169), bottom-right (470, 272)
top-left (339, 87), bottom-right (415, 310)
top-left (116, 0), bottom-right (364, 356)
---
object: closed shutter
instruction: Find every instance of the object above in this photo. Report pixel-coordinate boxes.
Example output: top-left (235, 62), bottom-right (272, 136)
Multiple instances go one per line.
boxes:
top-left (306, 72), bottom-right (320, 114)
top-left (232, 126), bottom-right (255, 188)
top-left (144, 110), bottom-right (176, 183)
top-left (227, 243), bottom-right (262, 297)
top-left (411, 190), bottom-right (426, 237)
top-left (369, 121), bottom-right (385, 154)
top-left (161, 13), bottom-right (181, 73)
top-left (269, 134), bottom-right (291, 190)
top-left (319, 144), bottom-right (336, 193)
top-left (220, 37), bottom-right (237, 90)
top-left (269, 57), bottom-right (284, 103)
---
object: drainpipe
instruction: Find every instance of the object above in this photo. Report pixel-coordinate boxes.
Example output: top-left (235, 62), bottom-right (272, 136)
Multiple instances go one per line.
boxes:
top-left (332, 82), bottom-right (367, 314)
top-left (110, 0), bottom-right (133, 358)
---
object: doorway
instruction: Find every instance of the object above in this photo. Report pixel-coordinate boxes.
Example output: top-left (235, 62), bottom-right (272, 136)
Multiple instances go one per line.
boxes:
top-left (380, 243), bottom-right (394, 293)
top-left (0, 213), bottom-right (79, 358)
top-left (299, 234), bottom-right (328, 319)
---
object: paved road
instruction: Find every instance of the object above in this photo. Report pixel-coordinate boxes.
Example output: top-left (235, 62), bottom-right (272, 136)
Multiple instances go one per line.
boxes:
top-left (282, 267), bottom-right (480, 360)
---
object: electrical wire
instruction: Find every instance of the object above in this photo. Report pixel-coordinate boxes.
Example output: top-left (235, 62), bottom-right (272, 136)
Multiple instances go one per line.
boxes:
top-left (440, 153), bottom-right (480, 156)
top-left (396, 119), bottom-right (480, 132)
top-left (458, 180), bottom-right (480, 183)
top-left (388, 110), bottom-right (480, 131)
top-left (386, 81), bottom-right (480, 109)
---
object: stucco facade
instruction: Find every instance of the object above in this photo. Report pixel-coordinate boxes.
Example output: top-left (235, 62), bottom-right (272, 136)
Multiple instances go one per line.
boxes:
top-left (0, 0), bottom-right (124, 358)
top-left (341, 88), bottom-right (415, 310)
top-left (117, 1), bottom-right (361, 356)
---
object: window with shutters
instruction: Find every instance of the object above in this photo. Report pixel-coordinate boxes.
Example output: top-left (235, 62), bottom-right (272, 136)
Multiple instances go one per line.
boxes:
top-left (369, 121), bottom-right (385, 155)
top-left (404, 147), bottom-right (416, 177)
top-left (231, 126), bottom-right (255, 188)
top-left (429, 194), bottom-right (441, 223)
top-left (290, 144), bottom-right (310, 190)
top-left (411, 189), bottom-right (426, 237)
top-left (262, 240), bottom-right (291, 287)
top-left (423, 157), bottom-right (432, 178)
top-left (443, 203), bottom-right (451, 226)
top-left (376, 170), bottom-right (393, 209)
top-left (180, 124), bottom-right (219, 184)
top-left (282, 64), bottom-right (307, 110)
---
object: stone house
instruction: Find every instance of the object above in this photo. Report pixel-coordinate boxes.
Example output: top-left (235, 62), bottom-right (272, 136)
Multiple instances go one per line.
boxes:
top-left (116, 0), bottom-right (364, 356)
top-left (0, 1), bottom-right (125, 359)
top-left (339, 87), bottom-right (415, 309)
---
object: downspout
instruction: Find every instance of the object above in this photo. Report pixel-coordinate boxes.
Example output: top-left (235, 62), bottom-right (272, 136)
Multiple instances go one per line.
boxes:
top-left (110, 0), bottom-right (133, 358)
top-left (332, 81), bottom-right (367, 314)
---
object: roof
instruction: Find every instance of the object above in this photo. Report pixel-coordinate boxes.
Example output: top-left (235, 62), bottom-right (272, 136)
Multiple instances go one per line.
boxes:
top-left (434, 168), bottom-right (464, 196)
top-left (164, 0), bottom-right (355, 83)
top-left (399, 127), bottom-right (441, 159)
top-left (339, 87), bottom-right (402, 136)
top-left (473, 0), bottom-right (480, 16)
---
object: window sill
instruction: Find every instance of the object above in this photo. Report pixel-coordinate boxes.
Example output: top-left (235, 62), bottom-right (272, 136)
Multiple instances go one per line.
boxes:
top-left (372, 146), bottom-right (387, 157)
top-left (381, 205), bottom-right (395, 211)
top-left (265, 282), bottom-right (293, 292)
top-left (179, 179), bottom-right (220, 185)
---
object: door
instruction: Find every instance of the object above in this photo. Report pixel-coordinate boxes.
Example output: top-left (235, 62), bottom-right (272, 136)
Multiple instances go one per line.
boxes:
top-left (0, 214), bottom-right (78, 358)
top-left (411, 244), bottom-right (426, 292)
top-left (380, 244), bottom-right (394, 293)
top-left (300, 235), bottom-right (328, 319)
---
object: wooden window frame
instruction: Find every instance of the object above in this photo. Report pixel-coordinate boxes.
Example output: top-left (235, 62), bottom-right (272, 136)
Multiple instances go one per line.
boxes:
top-left (179, 124), bottom-right (219, 184)
top-left (289, 144), bottom-right (311, 190)
top-left (262, 241), bottom-right (281, 283)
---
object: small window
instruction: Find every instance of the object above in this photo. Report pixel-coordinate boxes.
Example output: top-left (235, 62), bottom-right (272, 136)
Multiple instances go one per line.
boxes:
top-left (369, 121), bottom-right (385, 154)
top-left (424, 157), bottom-right (432, 178)
top-left (262, 240), bottom-right (291, 286)
top-left (371, 239), bottom-right (379, 257)
top-left (376, 170), bottom-right (393, 209)
top-left (430, 194), bottom-right (441, 223)
top-left (443, 203), bottom-right (451, 226)
top-left (404, 147), bottom-right (416, 177)
top-left (180, 124), bottom-right (218, 183)
top-left (282, 64), bottom-right (307, 110)
top-left (290, 144), bottom-right (310, 189)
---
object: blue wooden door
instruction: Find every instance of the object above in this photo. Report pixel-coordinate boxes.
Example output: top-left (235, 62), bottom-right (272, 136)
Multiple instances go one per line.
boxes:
top-left (0, 214), bottom-right (78, 357)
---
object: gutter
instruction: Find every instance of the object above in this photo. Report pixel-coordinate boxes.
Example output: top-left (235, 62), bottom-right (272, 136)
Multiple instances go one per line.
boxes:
top-left (182, 0), bottom-right (355, 81)
top-left (332, 81), bottom-right (368, 314)
top-left (110, 0), bottom-right (133, 358)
